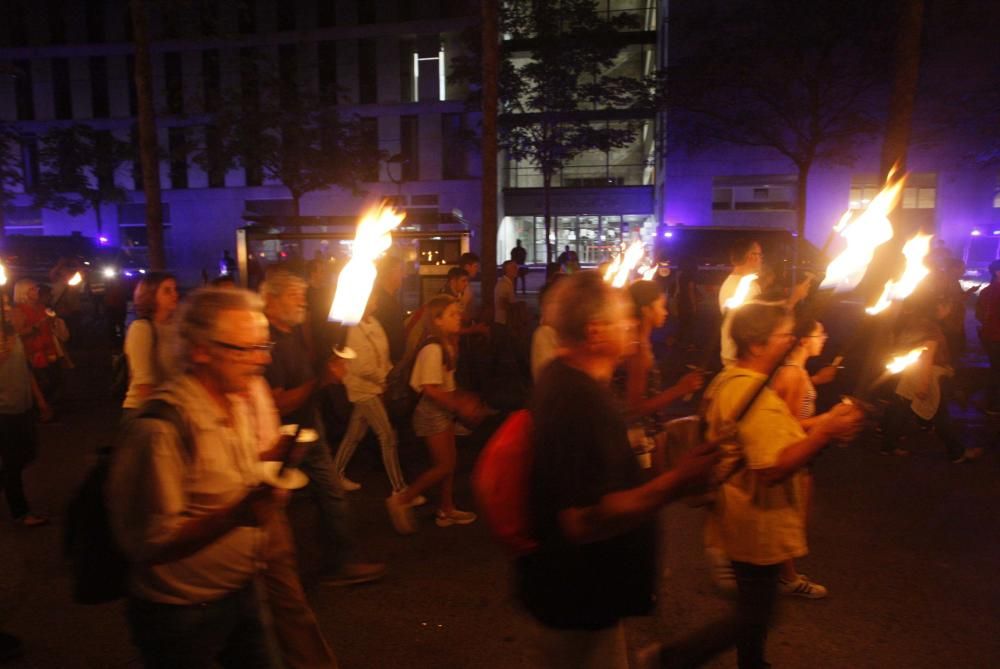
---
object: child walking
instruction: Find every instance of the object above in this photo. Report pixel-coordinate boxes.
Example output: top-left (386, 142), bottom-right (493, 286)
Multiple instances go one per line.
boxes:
top-left (386, 295), bottom-right (488, 534)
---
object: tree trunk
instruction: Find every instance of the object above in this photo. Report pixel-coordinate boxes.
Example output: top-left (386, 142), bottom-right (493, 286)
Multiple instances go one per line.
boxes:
top-left (543, 173), bottom-right (553, 265)
top-left (94, 202), bottom-right (103, 234)
top-left (130, 0), bottom-right (166, 271)
top-left (291, 193), bottom-right (301, 217)
top-left (480, 0), bottom-right (500, 311)
top-left (794, 162), bottom-right (810, 282)
top-left (880, 0), bottom-right (924, 178)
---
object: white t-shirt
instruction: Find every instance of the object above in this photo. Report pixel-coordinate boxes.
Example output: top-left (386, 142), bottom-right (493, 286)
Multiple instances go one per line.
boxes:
top-left (409, 342), bottom-right (456, 393)
top-left (494, 276), bottom-right (515, 325)
top-left (718, 273), bottom-right (761, 366)
top-left (123, 319), bottom-right (176, 409)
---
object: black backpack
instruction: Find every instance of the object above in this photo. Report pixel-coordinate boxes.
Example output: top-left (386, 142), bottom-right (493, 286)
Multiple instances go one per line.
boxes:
top-left (64, 400), bottom-right (192, 605)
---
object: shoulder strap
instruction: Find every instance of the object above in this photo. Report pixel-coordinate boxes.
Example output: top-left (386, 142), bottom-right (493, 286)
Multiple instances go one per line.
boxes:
top-left (138, 399), bottom-right (195, 460)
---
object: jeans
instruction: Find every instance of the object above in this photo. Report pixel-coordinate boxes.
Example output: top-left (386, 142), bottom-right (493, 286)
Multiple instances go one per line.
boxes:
top-left (882, 392), bottom-right (964, 461)
top-left (299, 408), bottom-right (355, 572)
top-left (126, 583), bottom-right (277, 669)
top-left (732, 561), bottom-right (781, 669)
top-left (985, 341), bottom-right (1000, 409)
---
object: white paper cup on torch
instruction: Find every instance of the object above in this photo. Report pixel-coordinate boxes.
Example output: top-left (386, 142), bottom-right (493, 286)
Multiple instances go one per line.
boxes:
top-left (256, 427), bottom-right (315, 490)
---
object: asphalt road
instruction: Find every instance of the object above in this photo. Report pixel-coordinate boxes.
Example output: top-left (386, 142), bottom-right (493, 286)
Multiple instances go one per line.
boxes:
top-left (1, 321), bottom-right (997, 668)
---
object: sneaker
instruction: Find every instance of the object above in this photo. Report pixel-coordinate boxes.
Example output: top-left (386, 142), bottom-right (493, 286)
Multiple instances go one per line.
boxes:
top-left (779, 574), bottom-right (828, 599)
top-left (321, 561), bottom-right (385, 587)
top-left (395, 488), bottom-right (427, 507)
top-left (386, 493), bottom-right (417, 535)
top-left (434, 509), bottom-right (477, 527)
top-left (880, 448), bottom-right (910, 457)
top-left (15, 513), bottom-right (49, 528)
top-left (952, 447), bottom-right (984, 464)
top-left (339, 477), bottom-right (361, 491)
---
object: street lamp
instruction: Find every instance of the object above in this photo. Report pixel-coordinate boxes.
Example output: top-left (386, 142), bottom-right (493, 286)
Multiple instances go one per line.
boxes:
top-left (384, 153), bottom-right (409, 201)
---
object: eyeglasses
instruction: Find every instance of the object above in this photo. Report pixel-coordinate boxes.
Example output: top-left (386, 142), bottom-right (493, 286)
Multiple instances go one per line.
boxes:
top-left (211, 340), bottom-right (275, 355)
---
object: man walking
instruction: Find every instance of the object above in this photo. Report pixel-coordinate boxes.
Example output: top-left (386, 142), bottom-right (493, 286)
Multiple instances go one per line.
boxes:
top-left (109, 288), bottom-right (282, 668)
top-left (260, 267), bottom-right (385, 586)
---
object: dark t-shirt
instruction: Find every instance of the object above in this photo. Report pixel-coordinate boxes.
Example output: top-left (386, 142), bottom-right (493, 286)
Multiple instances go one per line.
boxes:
top-left (511, 245), bottom-right (527, 265)
top-left (517, 359), bottom-right (656, 630)
top-left (265, 324), bottom-right (316, 426)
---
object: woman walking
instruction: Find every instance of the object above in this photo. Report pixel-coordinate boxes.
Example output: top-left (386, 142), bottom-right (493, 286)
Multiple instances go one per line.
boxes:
top-left (10, 279), bottom-right (64, 404)
top-left (703, 303), bottom-right (862, 668)
top-left (1, 296), bottom-right (53, 527)
top-left (122, 273), bottom-right (178, 419)
top-left (332, 292), bottom-right (409, 495)
top-left (385, 295), bottom-right (488, 534)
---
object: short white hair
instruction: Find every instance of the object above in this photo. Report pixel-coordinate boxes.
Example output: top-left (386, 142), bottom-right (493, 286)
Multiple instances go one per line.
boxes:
top-left (259, 268), bottom-right (306, 300)
top-left (175, 288), bottom-right (264, 370)
top-left (543, 271), bottom-right (624, 346)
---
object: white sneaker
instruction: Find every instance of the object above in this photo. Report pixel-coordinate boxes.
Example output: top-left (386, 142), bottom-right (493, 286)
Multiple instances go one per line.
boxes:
top-left (339, 476), bottom-right (362, 491)
top-left (434, 509), bottom-right (477, 527)
top-left (395, 488), bottom-right (427, 507)
top-left (779, 574), bottom-right (828, 599)
top-left (386, 493), bottom-right (416, 535)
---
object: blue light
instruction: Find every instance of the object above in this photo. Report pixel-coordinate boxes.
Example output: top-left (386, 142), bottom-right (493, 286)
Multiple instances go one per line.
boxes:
top-left (993, 231), bottom-right (1000, 236)
top-left (971, 230), bottom-right (982, 237)
top-left (663, 231), bottom-right (673, 238)
top-left (98, 236), bottom-right (109, 246)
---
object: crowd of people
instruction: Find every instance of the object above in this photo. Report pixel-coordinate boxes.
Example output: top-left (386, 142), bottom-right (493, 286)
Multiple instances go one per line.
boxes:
top-left (0, 234), bottom-right (997, 667)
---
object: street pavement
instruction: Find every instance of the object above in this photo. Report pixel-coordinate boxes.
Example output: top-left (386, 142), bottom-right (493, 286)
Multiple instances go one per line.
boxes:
top-left (1, 305), bottom-right (997, 668)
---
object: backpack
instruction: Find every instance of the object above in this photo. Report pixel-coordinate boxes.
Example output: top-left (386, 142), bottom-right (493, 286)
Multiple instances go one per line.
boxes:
top-left (64, 400), bottom-right (192, 605)
top-left (472, 409), bottom-right (539, 556)
top-left (384, 336), bottom-right (446, 419)
top-left (110, 318), bottom-right (157, 401)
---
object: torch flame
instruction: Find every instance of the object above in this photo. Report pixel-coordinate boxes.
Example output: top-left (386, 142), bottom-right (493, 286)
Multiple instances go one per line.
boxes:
top-left (865, 233), bottom-right (933, 315)
top-left (327, 205), bottom-right (405, 326)
top-left (602, 239), bottom-right (648, 288)
top-left (885, 346), bottom-right (927, 374)
top-left (0, 263), bottom-right (7, 287)
top-left (640, 264), bottom-right (657, 281)
top-left (820, 176), bottom-right (906, 293)
top-left (67, 272), bottom-right (83, 286)
top-left (723, 273), bottom-right (759, 311)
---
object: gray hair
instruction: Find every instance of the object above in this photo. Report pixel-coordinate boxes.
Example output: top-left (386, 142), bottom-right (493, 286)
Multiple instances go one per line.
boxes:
top-left (175, 288), bottom-right (264, 370)
top-left (543, 271), bottom-right (623, 346)
top-left (258, 267), bottom-right (306, 300)
top-left (13, 279), bottom-right (38, 305)
top-left (730, 303), bottom-right (789, 359)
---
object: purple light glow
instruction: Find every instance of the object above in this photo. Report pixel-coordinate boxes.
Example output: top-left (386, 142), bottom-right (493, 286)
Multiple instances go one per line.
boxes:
top-left (99, 236), bottom-right (109, 245)
top-left (971, 230), bottom-right (982, 237)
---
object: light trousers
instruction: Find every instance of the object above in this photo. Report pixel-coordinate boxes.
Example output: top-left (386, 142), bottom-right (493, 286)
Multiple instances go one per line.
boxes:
top-left (332, 397), bottom-right (406, 492)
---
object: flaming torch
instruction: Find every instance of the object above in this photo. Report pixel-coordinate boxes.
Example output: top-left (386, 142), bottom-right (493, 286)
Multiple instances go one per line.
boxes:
top-left (603, 239), bottom-right (647, 288)
top-left (865, 233), bottom-right (933, 315)
top-left (820, 176), bottom-right (905, 294)
top-left (0, 262), bottom-right (7, 341)
top-left (723, 273), bottom-right (759, 311)
top-left (327, 204), bottom-right (405, 358)
top-left (67, 271), bottom-right (82, 286)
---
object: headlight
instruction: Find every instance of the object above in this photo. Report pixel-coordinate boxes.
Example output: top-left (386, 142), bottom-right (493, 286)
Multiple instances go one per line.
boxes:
top-left (102, 266), bottom-right (117, 279)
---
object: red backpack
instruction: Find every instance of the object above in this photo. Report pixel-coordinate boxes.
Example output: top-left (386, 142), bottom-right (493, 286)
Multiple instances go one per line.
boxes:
top-left (472, 410), bottom-right (539, 556)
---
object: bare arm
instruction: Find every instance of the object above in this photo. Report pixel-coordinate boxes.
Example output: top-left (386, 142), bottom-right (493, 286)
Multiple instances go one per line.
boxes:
top-left (270, 380), bottom-right (318, 416)
top-left (757, 405), bottom-right (862, 485)
top-left (772, 366), bottom-right (806, 423)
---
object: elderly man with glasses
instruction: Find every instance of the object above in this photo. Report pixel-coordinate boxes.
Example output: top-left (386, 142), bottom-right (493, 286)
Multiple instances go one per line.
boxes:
top-left (108, 287), bottom-right (284, 668)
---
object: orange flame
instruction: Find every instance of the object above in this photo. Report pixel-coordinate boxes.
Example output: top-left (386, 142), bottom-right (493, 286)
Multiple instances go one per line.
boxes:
top-left (67, 272), bottom-right (82, 286)
top-left (865, 233), bottom-right (933, 315)
top-left (820, 176), bottom-right (906, 293)
top-left (885, 346), bottom-right (926, 374)
top-left (723, 273), bottom-right (759, 311)
top-left (603, 239), bottom-right (647, 288)
top-left (328, 205), bottom-right (405, 325)
top-left (0, 263), bottom-right (7, 287)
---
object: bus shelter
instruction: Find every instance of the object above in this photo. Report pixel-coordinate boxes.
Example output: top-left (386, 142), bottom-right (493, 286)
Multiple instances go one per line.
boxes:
top-left (235, 212), bottom-right (471, 310)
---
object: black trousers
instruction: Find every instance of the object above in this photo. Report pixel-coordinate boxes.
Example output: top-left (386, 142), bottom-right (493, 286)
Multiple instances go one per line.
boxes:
top-left (0, 411), bottom-right (37, 520)
top-left (732, 561), bottom-right (781, 669)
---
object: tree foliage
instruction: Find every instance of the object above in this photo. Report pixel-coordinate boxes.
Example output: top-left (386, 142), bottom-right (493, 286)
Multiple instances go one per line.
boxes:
top-left (666, 0), bottom-right (894, 240)
top-left (0, 123), bottom-right (22, 212)
top-left (32, 124), bottom-right (132, 232)
top-left (195, 64), bottom-right (380, 215)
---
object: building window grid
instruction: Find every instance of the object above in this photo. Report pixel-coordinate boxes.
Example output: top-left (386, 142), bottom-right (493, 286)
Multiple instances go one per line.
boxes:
top-left (359, 39), bottom-right (378, 104)
top-left (400, 115), bottom-right (419, 182)
top-left (52, 58), bottom-right (73, 120)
